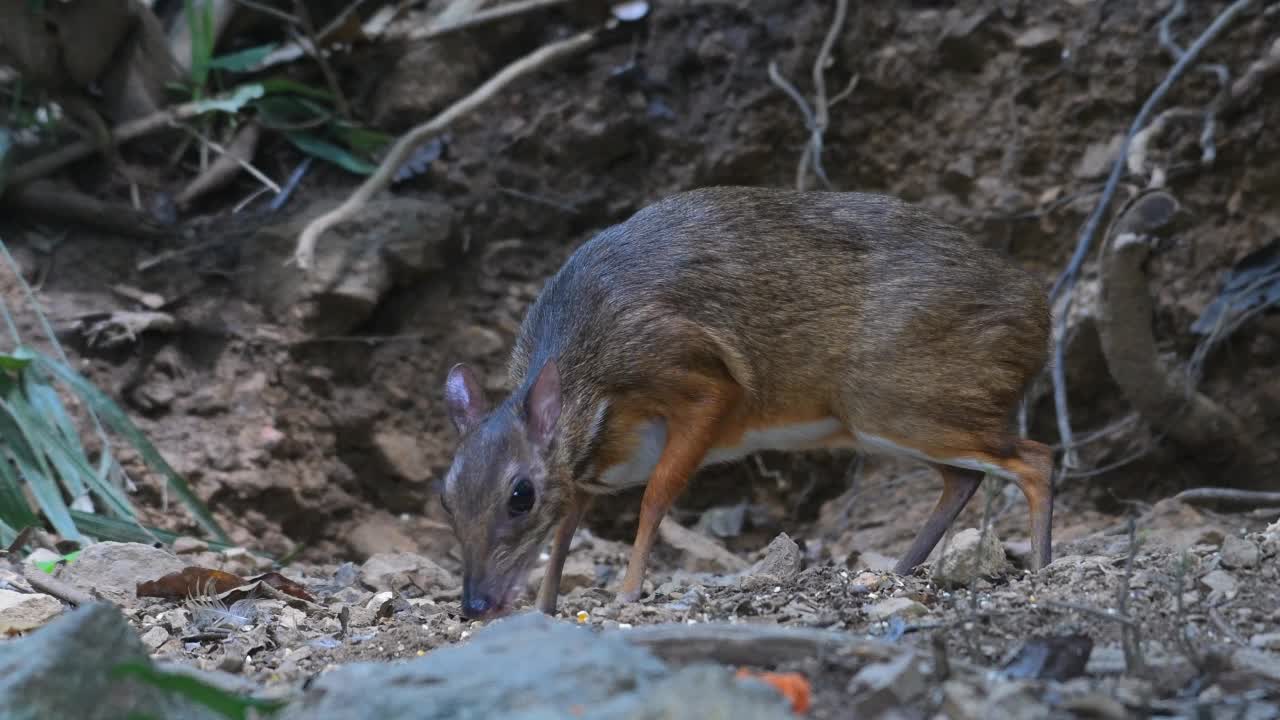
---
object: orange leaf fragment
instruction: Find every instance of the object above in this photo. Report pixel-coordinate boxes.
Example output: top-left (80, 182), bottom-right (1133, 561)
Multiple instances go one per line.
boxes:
top-left (136, 567), bottom-right (246, 599)
top-left (735, 668), bottom-right (811, 715)
top-left (246, 571), bottom-right (316, 603)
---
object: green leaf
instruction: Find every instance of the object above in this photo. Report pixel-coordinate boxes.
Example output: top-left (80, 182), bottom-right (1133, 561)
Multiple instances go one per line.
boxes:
top-left (0, 515), bottom-right (16, 547)
top-left (192, 84), bottom-right (265, 115)
top-left (0, 446), bottom-right (40, 534)
top-left (284, 131), bottom-right (377, 175)
top-left (329, 123), bottom-right (394, 157)
top-left (3, 387), bottom-right (136, 522)
top-left (112, 662), bottom-right (286, 720)
top-left (31, 352), bottom-right (229, 543)
top-left (32, 549), bottom-right (79, 574)
top-left (209, 43), bottom-right (279, 72)
top-left (0, 353), bottom-right (31, 373)
top-left (252, 96), bottom-right (331, 131)
top-left (0, 389), bottom-right (81, 542)
top-left (67, 509), bottom-right (247, 553)
top-left (258, 77), bottom-right (335, 101)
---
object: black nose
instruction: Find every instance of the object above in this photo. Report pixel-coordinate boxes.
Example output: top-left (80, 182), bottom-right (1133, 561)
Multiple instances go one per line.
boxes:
top-left (462, 592), bottom-right (493, 618)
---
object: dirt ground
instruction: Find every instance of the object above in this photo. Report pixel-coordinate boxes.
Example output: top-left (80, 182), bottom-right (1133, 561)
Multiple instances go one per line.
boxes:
top-left (2, 0), bottom-right (1279, 716)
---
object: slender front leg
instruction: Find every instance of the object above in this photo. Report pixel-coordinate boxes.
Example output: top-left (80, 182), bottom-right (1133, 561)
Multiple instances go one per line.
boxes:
top-left (893, 466), bottom-right (984, 575)
top-left (536, 491), bottom-right (590, 615)
top-left (618, 386), bottom-right (735, 603)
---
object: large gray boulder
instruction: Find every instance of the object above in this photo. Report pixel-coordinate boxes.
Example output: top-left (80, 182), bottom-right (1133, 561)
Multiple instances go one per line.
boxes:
top-left (0, 603), bottom-right (223, 720)
top-left (280, 611), bottom-right (793, 720)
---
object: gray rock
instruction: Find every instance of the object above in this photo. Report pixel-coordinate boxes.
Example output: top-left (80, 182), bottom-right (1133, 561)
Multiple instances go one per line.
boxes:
top-left (1233, 648), bottom-right (1280, 682)
top-left (171, 537), bottom-right (209, 554)
top-left (359, 552), bottom-right (456, 596)
top-left (865, 597), bottom-right (929, 620)
top-left (1250, 632), bottom-right (1280, 651)
top-left (942, 156), bottom-right (976, 195)
top-left (1200, 569), bottom-right (1238, 600)
top-left (849, 651), bottom-right (926, 716)
top-left (0, 590), bottom-right (63, 632)
top-left (658, 518), bottom-right (748, 574)
top-left (245, 194), bottom-right (452, 336)
top-left (527, 556), bottom-right (596, 595)
top-left (1014, 26), bottom-right (1062, 59)
top-left (53, 541), bottom-right (186, 607)
top-left (139, 625), bottom-right (171, 652)
top-left (370, 429), bottom-right (434, 484)
top-left (932, 527), bottom-right (1009, 587)
top-left (278, 610), bottom-right (791, 720)
top-left (1075, 135), bottom-right (1125, 180)
top-left (740, 532), bottom-right (802, 590)
top-left (1220, 535), bottom-right (1260, 569)
top-left (593, 664), bottom-right (793, 720)
top-left (0, 603), bottom-right (224, 720)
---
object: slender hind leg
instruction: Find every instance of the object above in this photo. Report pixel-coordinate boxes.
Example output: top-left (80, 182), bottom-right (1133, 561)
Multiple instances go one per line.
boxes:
top-left (893, 466), bottom-right (984, 575)
top-left (1005, 439), bottom-right (1054, 570)
top-left (886, 434), bottom-right (1055, 573)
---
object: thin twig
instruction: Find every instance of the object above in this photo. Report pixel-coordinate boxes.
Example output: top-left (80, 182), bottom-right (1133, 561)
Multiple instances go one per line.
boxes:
top-left (1046, 0), bottom-right (1258, 466)
top-left (4, 92), bottom-right (246, 189)
top-left (408, 0), bottom-right (570, 42)
top-left (180, 121), bottom-right (278, 195)
top-left (1174, 488), bottom-right (1280, 506)
top-left (292, 27), bottom-right (600, 269)
top-left (1050, 0), bottom-right (1257, 297)
top-left (805, 0), bottom-right (849, 190)
top-left (767, 0), bottom-right (852, 191)
top-left (24, 568), bottom-right (95, 606)
top-left (1118, 514), bottom-right (1146, 674)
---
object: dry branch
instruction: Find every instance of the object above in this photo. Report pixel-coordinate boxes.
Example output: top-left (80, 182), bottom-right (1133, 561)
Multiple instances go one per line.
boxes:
top-left (2, 180), bottom-right (172, 240)
top-left (1046, 0), bottom-right (1258, 465)
top-left (408, 0), bottom-right (570, 42)
top-left (767, 0), bottom-right (855, 191)
top-left (1175, 488), bottom-right (1280, 506)
top-left (23, 567), bottom-right (95, 606)
top-left (2, 93), bottom-right (246, 190)
top-left (176, 120), bottom-right (267, 208)
top-left (290, 27), bottom-right (600, 269)
top-left (615, 622), bottom-right (899, 667)
top-left (1096, 189), bottom-right (1244, 458)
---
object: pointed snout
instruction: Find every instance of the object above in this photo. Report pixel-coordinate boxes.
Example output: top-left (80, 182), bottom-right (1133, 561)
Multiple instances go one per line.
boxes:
top-left (461, 589), bottom-right (496, 619)
top-left (460, 575), bottom-right (509, 620)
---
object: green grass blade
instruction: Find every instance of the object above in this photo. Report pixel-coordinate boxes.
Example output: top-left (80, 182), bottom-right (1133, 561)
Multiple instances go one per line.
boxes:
top-left (19, 370), bottom-right (88, 500)
top-left (0, 515), bottom-right (15, 547)
top-left (112, 662), bottom-right (286, 719)
top-left (3, 389), bottom-right (136, 520)
top-left (66, 510), bottom-right (169, 547)
top-left (31, 352), bottom-right (229, 543)
top-left (0, 398), bottom-right (80, 542)
top-left (209, 43), bottom-right (278, 72)
top-left (0, 450), bottom-right (40, 534)
top-left (0, 241), bottom-right (118, 470)
top-left (284, 131), bottom-right (377, 175)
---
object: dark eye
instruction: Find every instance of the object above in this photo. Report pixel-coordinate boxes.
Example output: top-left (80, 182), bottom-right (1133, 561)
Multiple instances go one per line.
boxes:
top-left (508, 478), bottom-right (535, 517)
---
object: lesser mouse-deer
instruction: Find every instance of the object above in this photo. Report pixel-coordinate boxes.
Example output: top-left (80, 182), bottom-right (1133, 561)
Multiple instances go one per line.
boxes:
top-left (440, 186), bottom-right (1053, 620)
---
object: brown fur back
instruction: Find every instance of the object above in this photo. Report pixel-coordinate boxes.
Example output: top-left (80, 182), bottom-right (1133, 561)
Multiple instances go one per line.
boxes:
top-left (505, 186), bottom-right (1051, 482)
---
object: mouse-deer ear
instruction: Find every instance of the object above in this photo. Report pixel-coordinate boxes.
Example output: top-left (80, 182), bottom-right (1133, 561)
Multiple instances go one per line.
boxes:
top-left (525, 357), bottom-right (561, 450)
top-left (445, 363), bottom-right (489, 434)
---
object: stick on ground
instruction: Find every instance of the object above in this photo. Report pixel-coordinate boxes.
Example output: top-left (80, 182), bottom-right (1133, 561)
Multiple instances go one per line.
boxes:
top-left (290, 27), bottom-right (600, 270)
